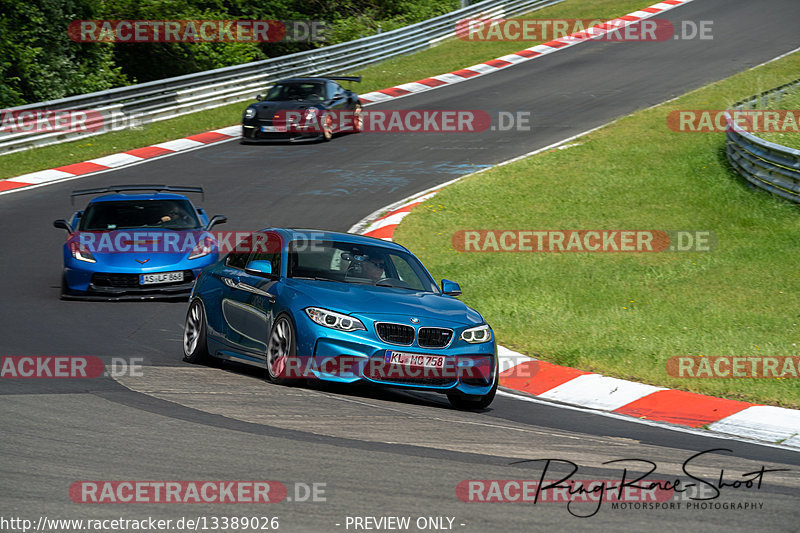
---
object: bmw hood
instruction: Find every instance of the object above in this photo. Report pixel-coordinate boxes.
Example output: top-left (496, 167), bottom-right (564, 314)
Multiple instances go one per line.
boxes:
top-left (286, 279), bottom-right (485, 326)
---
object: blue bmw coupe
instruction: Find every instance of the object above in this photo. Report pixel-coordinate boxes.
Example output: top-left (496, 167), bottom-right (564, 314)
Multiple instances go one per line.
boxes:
top-left (183, 228), bottom-right (498, 409)
top-left (54, 185), bottom-right (227, 300)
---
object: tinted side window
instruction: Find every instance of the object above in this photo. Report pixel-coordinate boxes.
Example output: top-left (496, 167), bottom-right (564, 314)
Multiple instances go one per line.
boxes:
top-left (326, 81), bottom-right (341, 99)
top-left (225, 234), bottom-right (253, 269)
top-left (249, 232), bottom-right (282, 276)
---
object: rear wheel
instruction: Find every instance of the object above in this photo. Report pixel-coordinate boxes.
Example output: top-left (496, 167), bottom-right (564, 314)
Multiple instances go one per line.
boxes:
top-left (183, 299), bottom-right (212, 364)
top-left (266, 314), bottom-right (300, 385)
top-left (447, 365), bottom-right (498, 410)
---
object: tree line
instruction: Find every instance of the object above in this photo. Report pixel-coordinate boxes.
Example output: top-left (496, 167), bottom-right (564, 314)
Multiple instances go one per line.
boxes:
top-left (0, 0), bottom-right (456, 107)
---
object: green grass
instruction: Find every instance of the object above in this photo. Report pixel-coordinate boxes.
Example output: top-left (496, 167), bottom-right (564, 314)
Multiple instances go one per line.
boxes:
top-left (0, 103), bottom-right (245, 179)
top-left (350, 0), bottom-right (648, 93)
top-left (755, 85), bottom-right (800, 150)
top-left (0, 0), bottom-right (648, 180)
top-left (394, 52), bottom-right (800, 409)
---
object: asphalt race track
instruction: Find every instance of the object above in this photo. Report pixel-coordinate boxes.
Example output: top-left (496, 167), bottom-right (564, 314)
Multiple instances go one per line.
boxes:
top-left (2, 1), bottom-right (800, 531)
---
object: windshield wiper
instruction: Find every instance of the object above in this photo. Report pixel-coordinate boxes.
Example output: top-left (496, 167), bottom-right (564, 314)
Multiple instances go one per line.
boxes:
top-left (375, 279), bottom-right (418, 290)
top-left (291, 276), bottom-right (344, 283)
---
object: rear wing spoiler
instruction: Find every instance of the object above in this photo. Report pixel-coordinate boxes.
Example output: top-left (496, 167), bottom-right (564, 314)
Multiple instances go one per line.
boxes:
top-left (71, 184), bottom-right (204, 204)
top-left (323, 76), bottom-right (361, 83)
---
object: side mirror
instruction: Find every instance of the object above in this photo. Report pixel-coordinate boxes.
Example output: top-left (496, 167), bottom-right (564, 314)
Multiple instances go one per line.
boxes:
top-left (53, 219), bottom-right (73, 233)
top-left (255, 94), bottom-right (265, 101)
top-left (205, 215), bottom-right (227, 230)
top-left (441, 279), bottom-right (461, 296)
top-left (245, 260), bottom-right (277, 279)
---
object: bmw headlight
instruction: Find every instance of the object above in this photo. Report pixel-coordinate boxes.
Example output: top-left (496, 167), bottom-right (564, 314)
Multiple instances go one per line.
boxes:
top-left (244, 107), bottom-right (256, 119)
top-left (461, 324), bottom-right (491, 344)
top-left (305, 307), bottom-right (365, 332)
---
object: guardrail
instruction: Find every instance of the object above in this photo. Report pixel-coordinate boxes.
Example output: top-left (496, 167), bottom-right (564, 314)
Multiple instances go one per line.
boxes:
top-left (0, 0), bottom-right (562, 156)
top-left (725, 78), bottom-right (800, 203)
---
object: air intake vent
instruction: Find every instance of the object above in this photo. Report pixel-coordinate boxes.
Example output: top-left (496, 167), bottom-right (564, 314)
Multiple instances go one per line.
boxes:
top-left (376, 323), bottom-right (414, 345)
top-left (417, 327), bottom-right (453, 348)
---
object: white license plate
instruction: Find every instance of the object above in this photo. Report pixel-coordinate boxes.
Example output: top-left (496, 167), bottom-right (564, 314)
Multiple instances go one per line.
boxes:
top-left (261, 125), bottom-right (286, 133)
top-left (139, 271), bottom-right (184, 285)
top-left (384, 350), bottom-right (445, 368)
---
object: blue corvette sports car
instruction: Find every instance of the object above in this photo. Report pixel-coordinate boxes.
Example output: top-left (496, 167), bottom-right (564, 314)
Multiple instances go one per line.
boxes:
top-left (53, 185), bottom-right (227, 300)
top-left (183, 228), bottom-right (498, 409)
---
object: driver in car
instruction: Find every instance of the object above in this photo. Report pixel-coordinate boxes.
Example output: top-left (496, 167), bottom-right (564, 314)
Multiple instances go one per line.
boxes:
top-left (361, 255), bottom-right (386, 283)
top-left (159, 205), bottom-right (191, 226)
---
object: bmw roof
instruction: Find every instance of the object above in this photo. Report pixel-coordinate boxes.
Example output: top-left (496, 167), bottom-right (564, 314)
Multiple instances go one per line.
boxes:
top-left (263, 227), bottom-right (411, 252)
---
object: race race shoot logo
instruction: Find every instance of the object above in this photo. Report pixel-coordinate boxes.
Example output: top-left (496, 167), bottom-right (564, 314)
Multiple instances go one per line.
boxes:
top-left (456, 18), bottom-right (712, 42)
top-left (69, 20), bottom-right (327, 43)
top-left (269, 109), bottom-right (529, 133)
top-left (69, 481), bottom-right (292, 503)
top-left (667, 356), bottom-right (800, 378)
top-left (0, 356), bottom-right (105, 379)
top-left (457, 449), bottom-right (786, 517)
top-left (667, 109), bottom-right (800, 133)
top-left (451, 230), bottom-right (715, 253)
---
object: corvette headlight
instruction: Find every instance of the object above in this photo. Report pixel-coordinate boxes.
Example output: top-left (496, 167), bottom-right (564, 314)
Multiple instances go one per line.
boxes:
top-left (305, 307), bottom-right (365, 332)
top-left (244, 107), bottom-right (256, 119)
top-left (461, 324), bottom-right (491, 344)
top-left (188, 236), bottom-right (215, 260)
top-left (69, 241), bottom-right (96, 263)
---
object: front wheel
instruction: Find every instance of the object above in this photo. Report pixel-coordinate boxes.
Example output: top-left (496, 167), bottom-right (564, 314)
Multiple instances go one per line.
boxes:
top-left (320, 112), bottom-right (334, 141)
top-left (447, 365), bottom-right (499, 410)
top-left (266, 314), bottom-right (300, 385)
top-left (183, 299), bottom-right (211, 364)
top-left (352, 104), bottom-right (363, 133)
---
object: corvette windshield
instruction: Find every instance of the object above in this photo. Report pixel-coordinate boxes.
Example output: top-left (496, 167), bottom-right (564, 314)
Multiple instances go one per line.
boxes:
top-left (288, 240), bottom-right (438, 292)
top-left (264, 82), bottom-right (325, 102)
top-left (78, 199), bottom-right (202, 230)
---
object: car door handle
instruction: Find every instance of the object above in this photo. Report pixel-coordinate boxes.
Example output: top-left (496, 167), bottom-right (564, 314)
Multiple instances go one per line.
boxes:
top-left (235, 281), bottom-right (276, 303)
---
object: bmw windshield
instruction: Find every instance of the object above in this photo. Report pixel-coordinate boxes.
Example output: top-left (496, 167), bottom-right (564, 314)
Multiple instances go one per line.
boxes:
top-left (288, 240), bottom-right (439, 292)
